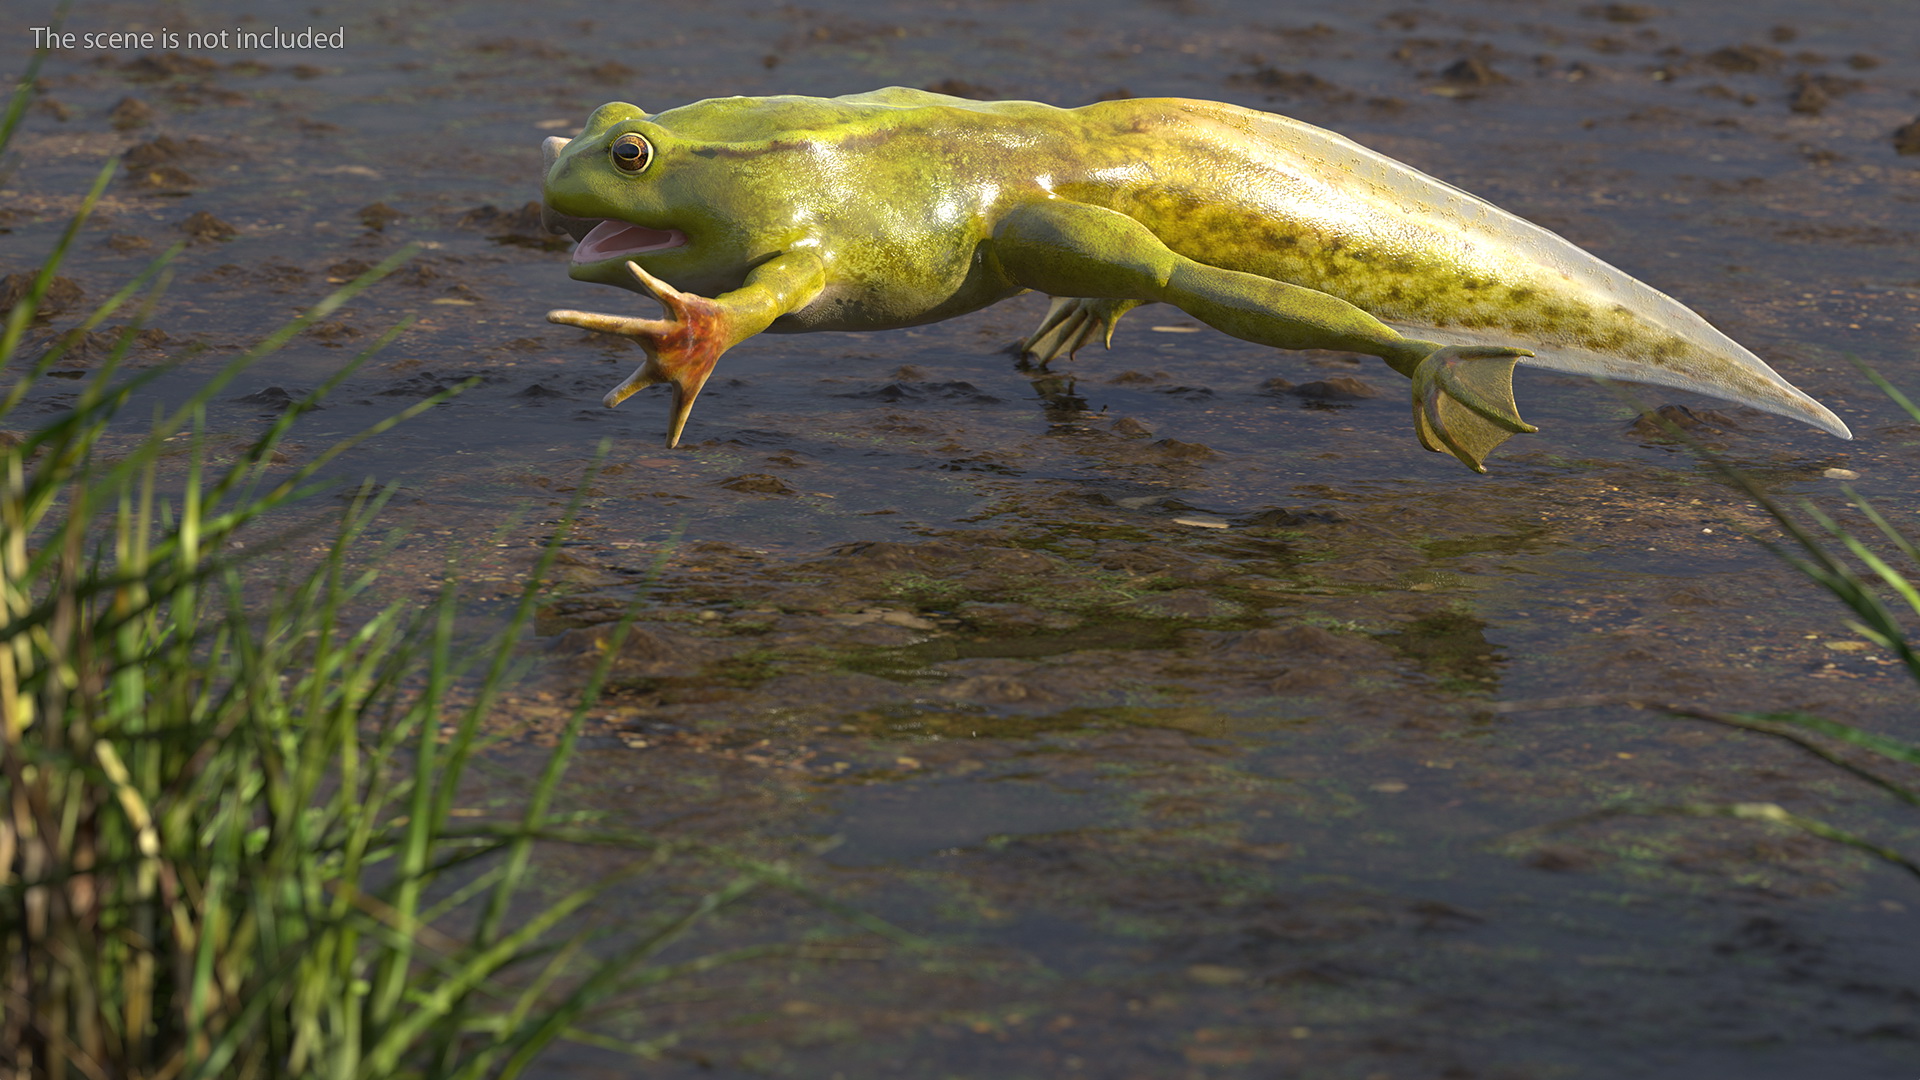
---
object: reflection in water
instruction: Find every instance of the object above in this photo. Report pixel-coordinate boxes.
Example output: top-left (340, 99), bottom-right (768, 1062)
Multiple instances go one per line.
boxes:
top-left (1377, 610), bottom-right (1504, 693)
top-left (1023, 369), bottom-right (1090, 422)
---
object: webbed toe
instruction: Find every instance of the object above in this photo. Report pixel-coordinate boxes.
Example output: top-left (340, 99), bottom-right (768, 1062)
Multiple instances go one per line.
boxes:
top-left (548, 260), bottom-right (728, 447)
top-left (1019, 297), bottom-right (1145, 365)
top-left (1410, 345), bottom-right (1538, 473)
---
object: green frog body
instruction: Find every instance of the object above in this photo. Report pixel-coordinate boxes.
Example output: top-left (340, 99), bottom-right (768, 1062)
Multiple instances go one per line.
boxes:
top-left (539, 87), bottom-right (1849, 470)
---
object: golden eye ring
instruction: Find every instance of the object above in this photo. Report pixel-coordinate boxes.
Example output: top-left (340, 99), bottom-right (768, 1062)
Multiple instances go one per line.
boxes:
top-left (610, 132), bottom-right (652, 173)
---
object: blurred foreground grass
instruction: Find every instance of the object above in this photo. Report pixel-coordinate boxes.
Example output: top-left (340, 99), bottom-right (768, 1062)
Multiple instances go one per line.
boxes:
top-left (0, 58), bottom-right (894, 1080)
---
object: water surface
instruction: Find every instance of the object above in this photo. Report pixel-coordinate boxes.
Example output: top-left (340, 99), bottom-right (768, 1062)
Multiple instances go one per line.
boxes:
top-left (6, 0), bottom-right (1920, 1075)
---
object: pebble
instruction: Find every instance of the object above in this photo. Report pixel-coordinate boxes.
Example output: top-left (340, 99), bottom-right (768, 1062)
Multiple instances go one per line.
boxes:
top-left (1822, 467), bottom-right (1859, 480)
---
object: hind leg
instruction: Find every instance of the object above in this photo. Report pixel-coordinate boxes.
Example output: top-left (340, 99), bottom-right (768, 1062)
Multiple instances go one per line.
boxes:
top-left (990, 201), bottom-right (1535, 471)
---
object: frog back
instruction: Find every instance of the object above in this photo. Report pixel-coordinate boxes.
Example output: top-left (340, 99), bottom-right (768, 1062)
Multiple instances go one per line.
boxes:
top-left (640, 89), bottom-right (1098, 328)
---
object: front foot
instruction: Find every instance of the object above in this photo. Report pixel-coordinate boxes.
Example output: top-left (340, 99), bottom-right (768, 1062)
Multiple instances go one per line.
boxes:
top-left (547, 260), bottom-right (729, 448)
top-left (1409, 345), bottom-right (1538, 473)
top-left (1020, 297), bottom-right (1146, 366)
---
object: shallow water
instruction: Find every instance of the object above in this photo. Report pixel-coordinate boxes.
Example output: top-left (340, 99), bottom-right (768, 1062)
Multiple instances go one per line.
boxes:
top-left (6, 0), bottom-right (1920, 1075)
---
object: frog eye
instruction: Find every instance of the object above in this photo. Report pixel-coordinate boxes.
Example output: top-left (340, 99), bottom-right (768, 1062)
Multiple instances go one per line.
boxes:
top-left (610, 133), bottom-right (653, 174)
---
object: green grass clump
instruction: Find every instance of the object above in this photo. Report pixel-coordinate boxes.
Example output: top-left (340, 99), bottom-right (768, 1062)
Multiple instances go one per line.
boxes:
top-left (1651, 365), bottom-right (1920, 882)
top-left (1544, 370), bottom-right (1920, 884)
top-left (0, 67), bottom-right (884, 1080)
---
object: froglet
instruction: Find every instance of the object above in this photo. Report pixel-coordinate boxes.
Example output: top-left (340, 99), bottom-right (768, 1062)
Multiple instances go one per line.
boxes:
top-left (538, 87), bottom-right (1849, 471)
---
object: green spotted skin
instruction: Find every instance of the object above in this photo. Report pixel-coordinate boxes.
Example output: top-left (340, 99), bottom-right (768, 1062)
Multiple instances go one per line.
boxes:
top-left (543, 87), bottom-right (1847, 438)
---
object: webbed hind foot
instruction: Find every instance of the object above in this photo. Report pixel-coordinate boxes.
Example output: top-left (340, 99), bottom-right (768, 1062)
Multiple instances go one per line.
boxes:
top-left (1020, 297), bottom-right (1145, 366)
top-left (1411, 345), bottom-right (1538, 473)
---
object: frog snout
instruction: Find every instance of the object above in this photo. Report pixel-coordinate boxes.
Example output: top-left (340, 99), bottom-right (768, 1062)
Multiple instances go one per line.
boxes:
top-left (539, 136), bottom-right (591, 238)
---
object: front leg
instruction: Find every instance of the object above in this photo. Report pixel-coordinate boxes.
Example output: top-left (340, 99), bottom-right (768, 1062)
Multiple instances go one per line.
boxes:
top-left (548, 251), bottom-right (825, 447)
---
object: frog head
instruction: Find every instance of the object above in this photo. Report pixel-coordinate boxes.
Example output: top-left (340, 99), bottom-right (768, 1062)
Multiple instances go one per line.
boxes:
top-left (540, 101), bottom-right (761, 296)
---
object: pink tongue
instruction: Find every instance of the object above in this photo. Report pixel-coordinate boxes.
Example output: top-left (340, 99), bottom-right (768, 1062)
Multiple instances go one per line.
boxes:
top-left (572, 219), bottom-right (687, 263)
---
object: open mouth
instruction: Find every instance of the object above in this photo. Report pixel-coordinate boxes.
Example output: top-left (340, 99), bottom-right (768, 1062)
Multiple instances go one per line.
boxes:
top-left (570, 219), bottom-right (688, 264)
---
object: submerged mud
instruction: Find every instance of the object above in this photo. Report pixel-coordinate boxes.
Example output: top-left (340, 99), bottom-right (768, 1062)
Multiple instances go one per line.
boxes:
top-left (6, 0), bottom-right (1920, 1075)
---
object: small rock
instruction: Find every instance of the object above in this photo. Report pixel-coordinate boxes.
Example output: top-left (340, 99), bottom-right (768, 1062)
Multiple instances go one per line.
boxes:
top-left (1292, 376), bottom-right (1380, 401)
top-left (1110, 416), bottom-right (1152, 437)
top-left (1231, 67), bottom-right (1352, 102)
top-left (357, 202), bottom-right (405, 231)
top-left (39, 326), bottom-right (168, 365)
top-left (108, 96), bottom-right (154, 130)
top-left (1241, 506), bottom-right (1347, 527)
top-left (119, 52), bottom-right (220, 79)
top-left (1440, 57), bottom-right (1508, 86)
top-left (719, 473), bottom-right (795, 495)
top-left (123, 135), bottom-right (210, 190)
top-left (178, 211), bottom-right (237, 243)
top-left (1821, 467), bottom-right (1859, 480)
top-left (923, 78), bottom-right (997, 100)
top-left (1581, 3), bottom-right (1658, 22)
top-left (1789, 79), bottom-right (1830, 115)
top-left (1788, 73), bottom-right (1862, 116)
top-left (1527, 845), bottom-right (1601, 872)
top-left (137, 165), bottom-right (198, 191)
top-left (304, 321), bottom-right (361, 345)
top-left (1703, 44), bottom-right (1784, 73)
top-left (0, 274), bottom-right (83, 319)
top-left (457, 201), bottom-right (550, 239)
top-left (1894, 117), bottom-right (1920, 156)
top-left (551, 622), bottom-right (706, 673)
top-left (233, 386), bottom-right (305, 411)
top-left (1429, 57), bottom-right (1510, 96)
top-left (583, 59), bottom-right (637, 81)
top-left (1151, 438), bottom-right (1218, 461)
